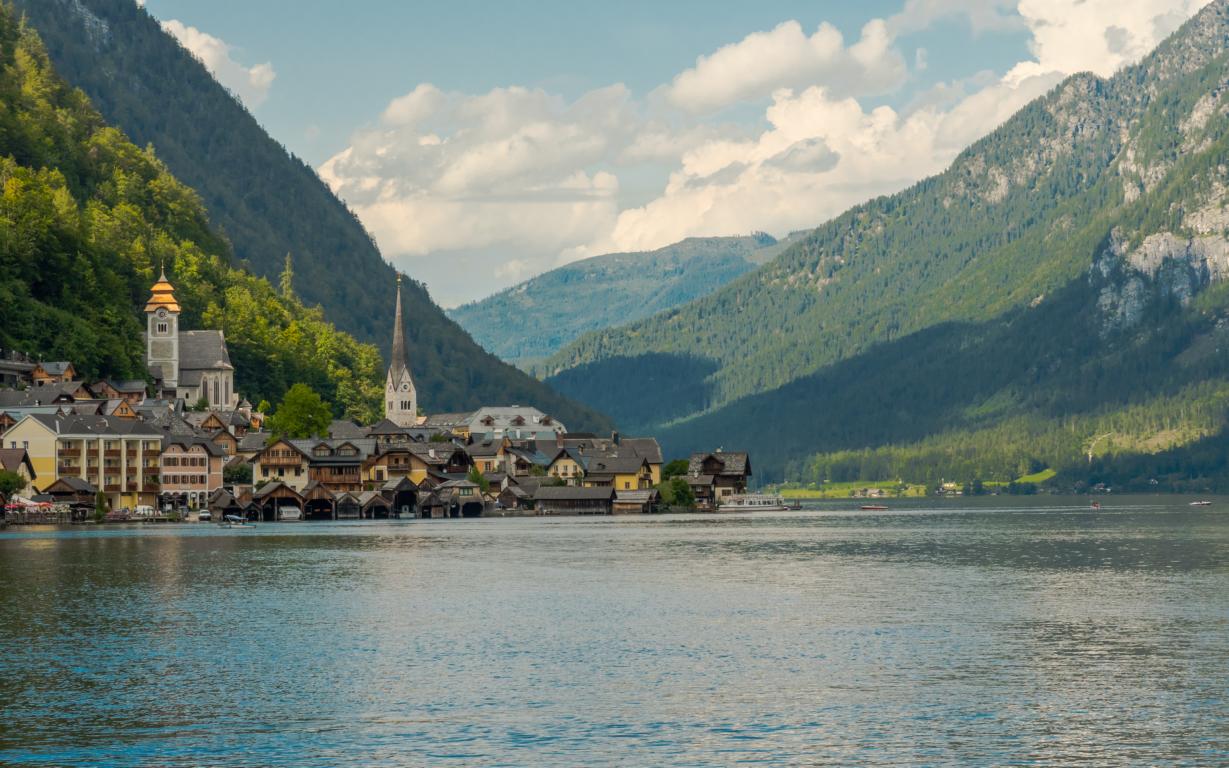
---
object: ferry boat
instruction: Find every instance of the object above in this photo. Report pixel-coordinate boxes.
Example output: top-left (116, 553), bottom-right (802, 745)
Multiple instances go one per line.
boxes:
top-left (721, 494), bottom-right (791, 512)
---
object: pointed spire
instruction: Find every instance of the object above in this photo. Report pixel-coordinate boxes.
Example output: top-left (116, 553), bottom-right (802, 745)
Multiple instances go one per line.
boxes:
top-left (389, 273), bottom-right (408, 377)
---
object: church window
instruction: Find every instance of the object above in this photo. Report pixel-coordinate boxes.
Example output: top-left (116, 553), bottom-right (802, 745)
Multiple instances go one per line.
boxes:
top-left (156, 323), bottom-right (168, 334)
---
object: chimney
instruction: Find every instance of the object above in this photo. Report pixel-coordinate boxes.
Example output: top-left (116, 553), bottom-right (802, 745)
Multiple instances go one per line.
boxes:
top-left (555, 431), bottom-right (564, 449)
top-left (428, 448), bottom-right (436, 459)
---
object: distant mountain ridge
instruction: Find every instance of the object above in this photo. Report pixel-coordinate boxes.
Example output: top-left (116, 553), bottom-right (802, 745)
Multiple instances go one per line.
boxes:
top-left (16, 0), bottom-right (612, 431)
top-left (449, 233), bottom-right (796, 364)
top-left (545, 0), bottom-right (1229, 485)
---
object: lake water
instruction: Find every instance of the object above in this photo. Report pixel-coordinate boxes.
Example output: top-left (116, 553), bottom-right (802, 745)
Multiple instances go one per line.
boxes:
top-left (0, 498), bottom-right (1226, 766)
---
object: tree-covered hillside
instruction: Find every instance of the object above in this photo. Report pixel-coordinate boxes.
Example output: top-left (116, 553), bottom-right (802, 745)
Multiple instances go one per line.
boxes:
top-left (13, 0), bottom-right (612, 432)
top-left (547, 0), bottom-right (1229, 484)
top-left (449, 234), bottom-right (781, 365)
top-left (0, 9), bottom-right (383, 420)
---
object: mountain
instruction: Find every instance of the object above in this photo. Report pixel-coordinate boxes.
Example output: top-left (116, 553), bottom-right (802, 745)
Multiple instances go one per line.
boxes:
top-left (15, 0), bottom-right (611, 432)
top-left (546, 1), bottom-right (1229, 484)
top-left (448, 233), bottom-right (792, 365)
top-left (0, 7), bottom-right (382, 420)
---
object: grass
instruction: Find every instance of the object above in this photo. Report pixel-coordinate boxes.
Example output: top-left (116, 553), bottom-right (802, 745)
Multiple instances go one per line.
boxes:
top-left (776, 481), bottom-right (928, 499)
top-left (1015, 468), bottom-right (1057, 484)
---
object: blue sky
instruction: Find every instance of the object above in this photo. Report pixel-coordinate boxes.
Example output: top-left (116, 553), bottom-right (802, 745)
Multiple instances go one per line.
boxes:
top-left (141, 0), bottom-right (1210, 307)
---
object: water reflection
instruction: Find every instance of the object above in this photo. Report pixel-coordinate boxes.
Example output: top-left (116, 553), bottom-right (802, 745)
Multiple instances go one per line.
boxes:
top-left (0, 499), bottom-right (1225, 766)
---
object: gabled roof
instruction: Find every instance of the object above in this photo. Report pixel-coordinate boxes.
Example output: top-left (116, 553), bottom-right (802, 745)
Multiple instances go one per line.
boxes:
top-left (0, 448), bottom-right (34, 476)
top-left (253, 480), bottom-right (302, 500)
top-left (328, 419), bottom-right (367, 439)
top-left (238, 432), bottom-right (273, 452)
top-left (586, 456), bottom-right (649, 475)
top-left (41, 476), bottom-right (96, 494)
top-left (179, 330), bottom-right (232, 372)
top-left (108, 379), bottom-right (147, 394)
top-left (34, 361), bottom-right (74, 376)
top-left (534, 486), bottom-right (615, 501)
top-left (687, 451), bottom-right (750, 477)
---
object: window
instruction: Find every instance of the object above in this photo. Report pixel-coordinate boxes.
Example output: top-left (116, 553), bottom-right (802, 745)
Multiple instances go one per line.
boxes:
top-left (156, 322), bottom-right (168, 334)
top-left (22, 441), bottom-right (27, 449)
top-left (624, 481), bottom-right (630, 489)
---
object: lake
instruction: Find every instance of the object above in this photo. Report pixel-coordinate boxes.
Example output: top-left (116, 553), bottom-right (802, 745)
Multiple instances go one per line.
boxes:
top-left (0, 498), bottom-right (1226, 766)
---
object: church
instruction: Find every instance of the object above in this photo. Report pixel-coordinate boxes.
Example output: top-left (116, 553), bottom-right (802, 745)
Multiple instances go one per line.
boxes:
top-left (144, 270), bottom-right (239, 410)
top-left (385, 274), bottom-right (417, 426)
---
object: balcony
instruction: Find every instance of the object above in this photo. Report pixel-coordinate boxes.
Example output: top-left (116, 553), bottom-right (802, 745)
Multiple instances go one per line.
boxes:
top-left (58, 449), bottom-right (81, 458)
top-left (104, 450), bottom-right (121, 458)
top-left (57, 465), bottom-right (79, 476)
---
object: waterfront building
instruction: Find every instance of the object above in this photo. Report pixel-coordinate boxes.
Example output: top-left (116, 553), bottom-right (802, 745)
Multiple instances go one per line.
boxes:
top-left (4, 414), bottom-right (162, 509)
top-left (144, 269), bottom-right (238, 410)
top-left (298, 438), bottom-right (375, 494)
top-left (160, 438), bottom-right (225, 510)
top-left (251, 438), bottom-right (311, 492)
top-left (581, 455), bottom-right (654, 491)
top-left (686, 451), bottom-right (752, 509)
top-left (384, 275), bottom-right (418, 428)
top-left (533, 486), bottom-right (616, 515)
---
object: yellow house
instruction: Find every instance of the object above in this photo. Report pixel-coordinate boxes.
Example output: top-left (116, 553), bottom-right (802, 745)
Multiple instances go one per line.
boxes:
top-left (4, 413), bottom-right (162, 508)
top-left (581, 456), bottom-right (653, 491)
top-left (546, 449), bottom-right (586, 487)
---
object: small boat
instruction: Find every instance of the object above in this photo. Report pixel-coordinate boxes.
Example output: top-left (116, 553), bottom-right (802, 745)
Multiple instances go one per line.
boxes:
top-left (721, 494), bottom-right (790, 512)
top-left (218, 514), bottom-right (254, 528)
top-left (1190, 500), bottom-right (1213, 507)
top-left (860, 504), bottom-right (889, 511)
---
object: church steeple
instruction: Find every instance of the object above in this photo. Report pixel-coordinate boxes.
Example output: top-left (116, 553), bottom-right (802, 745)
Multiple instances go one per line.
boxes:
top-left (385, 274), bottom-right (417, 426)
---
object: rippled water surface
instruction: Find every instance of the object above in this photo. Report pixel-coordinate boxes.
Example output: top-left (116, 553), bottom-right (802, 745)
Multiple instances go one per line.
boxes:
top-left (1, 498), bottom-right (1227, 766)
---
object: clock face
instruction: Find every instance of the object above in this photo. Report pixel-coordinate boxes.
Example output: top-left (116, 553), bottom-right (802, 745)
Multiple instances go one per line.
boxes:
top-left (156, 308), bottom-right (168, 319)
top-left (400, 382), bottom-right (410, 392)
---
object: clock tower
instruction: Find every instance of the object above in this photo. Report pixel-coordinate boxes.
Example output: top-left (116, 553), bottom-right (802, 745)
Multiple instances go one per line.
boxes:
top-left (145, 267), bottom-right (181, 391)
top-left (385, 274), bottom-right (418, 427)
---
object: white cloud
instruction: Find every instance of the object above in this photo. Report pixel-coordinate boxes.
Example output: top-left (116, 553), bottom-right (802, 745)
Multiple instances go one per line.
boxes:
top-left (1004, 0), bottom-right (1212, 82)
top-left (659, 19), bottom-right (907, 114)
top-left (162, 20), bottom-right (275, 109)
top-left (321, 0), bottom-right (1213, 305)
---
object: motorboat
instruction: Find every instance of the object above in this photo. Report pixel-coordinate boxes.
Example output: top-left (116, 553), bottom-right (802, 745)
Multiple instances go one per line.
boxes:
top-left (1190, 500), bottom-right (1213, 507)
top-left (860, 504), bottom-right (889, 511)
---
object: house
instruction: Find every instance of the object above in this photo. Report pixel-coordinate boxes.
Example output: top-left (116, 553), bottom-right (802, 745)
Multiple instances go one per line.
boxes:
top-left (466, 438), bottom-right (510, 476)
top-left (435, 479), bottom-right (486, 517)
top-left (533, 486), bottom-right (615, 516)
top-left (297, 438), bottom-right (375, 494)
top-left (251, 438), bottom-right (311, 492)
top-left (251, 480), bottom-right (304, 522)
top-left (31, 361), bottom-right (76, 387)
top-left (362, 446), bottom-right (416, 488)
top-left (686, 452), bottom-right (752, 509)
top-left (3, 413), bottom-right (163, 510)
top-left (0, 448), bottom-right (37, 496)
top-left (160, 438), bottom-right (226, 510)
top-left (210, 429), bottom-right (239, 457)
top-left (582, 456), bottom-right (653, 491)
top-left (91, 380), bottom-right (146, 405)
top-left (406, 442), bottom-right (473, 484)
top-left (546, 448), bottom-right (588, 486)
top-left (465, 406), bottom-right (565, 441)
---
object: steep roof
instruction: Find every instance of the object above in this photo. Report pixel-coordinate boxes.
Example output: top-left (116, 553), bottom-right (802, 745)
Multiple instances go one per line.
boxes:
top-left (36, 361), bottom-right (74, 376)
top-left (688, 451), bottom-right (750, 477)
top-left (22, 413), bottom-right (161, 437)
top-left (0, 448), bottom-right (33, 475)
top-left (179, 330), bottom-right (232, 373)
top-left (534, 486), bottom-right (615, 501)
top-left (328, 419), bottom-right (367, 439)
top-left (144, 269), bottom-right (180, 313)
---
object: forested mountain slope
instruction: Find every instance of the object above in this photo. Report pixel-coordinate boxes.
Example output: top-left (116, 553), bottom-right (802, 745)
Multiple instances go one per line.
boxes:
top-left (0, 9), bottom-right (383, 420)
top-left (15, 0), bottom-right (611, 431)
top-left (548, 0), bottom-right (1229, 484)
top-left (547, 1), bottom-right (1229, 415)
top-left (449, 234), bottom-right (785, 364)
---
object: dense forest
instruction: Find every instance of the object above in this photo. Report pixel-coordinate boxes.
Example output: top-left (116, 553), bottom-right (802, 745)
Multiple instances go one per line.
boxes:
top-left (12, 0), bottom-right (612, 432)
top-left (545, 1), bottom-right (1229, 484)
top-left (0, 9), bottom-right (386, 420)
top-left (450, 234), bottom-right (781, 365)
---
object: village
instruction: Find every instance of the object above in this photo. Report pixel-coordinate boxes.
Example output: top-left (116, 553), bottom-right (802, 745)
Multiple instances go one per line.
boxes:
top-left (0, 272), bottom-right (753, 524)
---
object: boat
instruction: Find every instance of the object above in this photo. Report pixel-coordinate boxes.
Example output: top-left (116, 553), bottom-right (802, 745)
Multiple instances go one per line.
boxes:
top-left (218, 514), bottom-right (254, 528)
top-left (720, 494), bottom-right (790, 512)
top-left (1190, 500), bottom-right (1213, 507)
top-left (860, 504), bottom-right (889, 511)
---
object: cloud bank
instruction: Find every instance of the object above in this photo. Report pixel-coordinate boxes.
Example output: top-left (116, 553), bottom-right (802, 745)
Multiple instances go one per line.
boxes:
top-left (319, 0), bottom-right (1212, 306)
